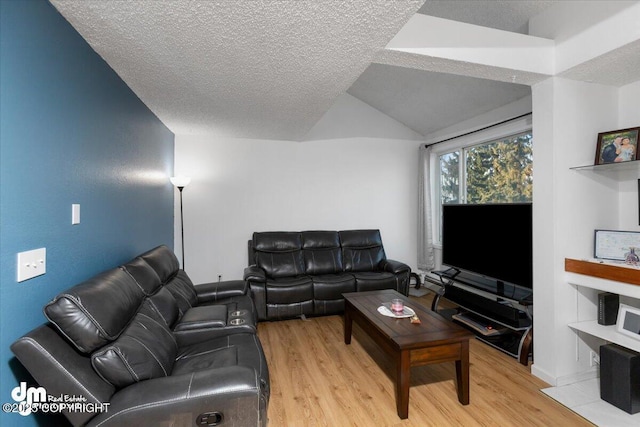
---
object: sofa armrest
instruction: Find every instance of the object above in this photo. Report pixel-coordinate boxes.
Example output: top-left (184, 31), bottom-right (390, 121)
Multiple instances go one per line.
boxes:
top-left (173, 306), bottom-right (256, 347)
top-left (380, 259), bottom-right (411, 274)
top-left (244, 266), bottom-right (267, 321)
top-left (87, 366), bottom-right (267, 427)
top-left (11, 324), bottom-right (116, 427)
top-left (244, 265), bottom-right (266, 283)
top-left (195, 280), bottom-right (247, 304)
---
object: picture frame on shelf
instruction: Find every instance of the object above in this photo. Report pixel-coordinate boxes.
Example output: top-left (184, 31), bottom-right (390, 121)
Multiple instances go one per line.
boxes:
top-left (616, 304), bottom-right (640, 341)
top-left (594, 127), bottom-right (640, 165)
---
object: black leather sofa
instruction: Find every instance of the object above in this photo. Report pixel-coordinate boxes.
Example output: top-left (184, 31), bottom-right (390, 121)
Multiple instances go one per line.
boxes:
top-left (244, 229), bottom-right (411, 321)
top-left (11, 245), bottom-right (269, 427)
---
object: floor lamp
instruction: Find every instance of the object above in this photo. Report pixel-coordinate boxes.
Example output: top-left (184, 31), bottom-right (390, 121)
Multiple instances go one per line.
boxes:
top-left (170, 176), bottom-right (191, 269)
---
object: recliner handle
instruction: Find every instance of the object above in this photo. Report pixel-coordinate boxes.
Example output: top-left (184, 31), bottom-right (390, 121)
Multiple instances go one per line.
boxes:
top-left (197, 411), bottom-right (224, 426)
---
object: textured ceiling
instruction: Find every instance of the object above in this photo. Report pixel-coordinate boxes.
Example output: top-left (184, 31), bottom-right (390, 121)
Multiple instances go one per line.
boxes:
top-left (417, 1), bottom-right (559, 34)
top-left (49, 1), bottom-right (637, 141)
top-left (559, 39), bottom-right (640, 87)
top-left (348, 64), bottom-right (531, 136)
top-left (50, 0), bottom-right (423, 140)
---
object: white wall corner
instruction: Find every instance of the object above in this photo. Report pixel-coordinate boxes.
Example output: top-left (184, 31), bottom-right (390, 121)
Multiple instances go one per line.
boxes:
top-left (302, 92), bottom-right (423, 141)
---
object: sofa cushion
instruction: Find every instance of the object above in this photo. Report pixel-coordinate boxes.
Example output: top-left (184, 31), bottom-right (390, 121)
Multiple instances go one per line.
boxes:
top-left (164, 269), bottom-right (199, 314)
top-left (312, 274), bottom-right (356, 316)
top-left (265, 276), bottom-right (313, 304)
top-left (122, 257), bottom-right (162, 296)
top-left (144, 287), bottom-right (180, 328)
top-left (253, 232), bottom-right (305, 278)
top-left (44, 267), bottom-right (145, 353)
top-left (303, 248), bottom-right (343, 275)
top-left (254, 232), bottom-right (305, 278)
top-left (352, 271), bottom-right (397, 292)
top-left (302, 231), bottom-right (343, 274)
top-left (311, 274), bottom-right (356, 300)
top-left (91, 310), bottom-right (177, 389)
top-left (340, 229), bottom-right (386, 272)
top-left (301, 231), bottom-right (340, 249)
top-left (173, 334), bottom-right (269, 383)
top-left (253, 231), bottom-right (301, 252)
top-left (173, 333), bottom-right (269, 396)
top-left (255, 251), bottom-right (306, 278)
top-left (139, 245), bottom-right (180, 283)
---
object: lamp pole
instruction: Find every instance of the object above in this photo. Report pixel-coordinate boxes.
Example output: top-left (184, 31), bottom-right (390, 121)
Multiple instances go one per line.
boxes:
top-left (170, 176), bottom-right (191, 270)
top-left (177, 185), bottom-right (185, 269)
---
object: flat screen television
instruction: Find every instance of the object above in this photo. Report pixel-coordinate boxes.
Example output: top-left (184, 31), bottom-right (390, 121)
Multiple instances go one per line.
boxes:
top-left (442, 203), bottom-right (533, 291)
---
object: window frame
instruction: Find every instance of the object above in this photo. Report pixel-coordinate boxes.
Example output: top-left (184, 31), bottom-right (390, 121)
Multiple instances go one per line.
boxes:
top-left (429, 115), bottom-right (533, 247)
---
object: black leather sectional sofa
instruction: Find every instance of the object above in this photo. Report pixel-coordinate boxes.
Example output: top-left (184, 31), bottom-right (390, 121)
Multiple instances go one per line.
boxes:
top-left (11, 245), bottom-right (269, 427)
top-left (244, 229), bottom-right (411, 321)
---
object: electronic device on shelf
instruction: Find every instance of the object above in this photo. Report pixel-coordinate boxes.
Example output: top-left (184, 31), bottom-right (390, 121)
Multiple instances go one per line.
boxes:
top-left (433, 203), bottom-right (534, 364)
top-left (441, 203), bottom-right (533, 297)
top-left (441, 283), bottom-right (531, 328)
top-left (452, 312), bottom-right (506, 336)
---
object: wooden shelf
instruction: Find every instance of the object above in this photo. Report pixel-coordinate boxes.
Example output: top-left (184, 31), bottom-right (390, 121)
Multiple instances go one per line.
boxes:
top-left (565, 258), bottom-right (640, 286)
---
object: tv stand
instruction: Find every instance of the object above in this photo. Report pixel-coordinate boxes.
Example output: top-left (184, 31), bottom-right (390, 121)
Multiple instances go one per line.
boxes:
top-left (431, 270), bottom-right (533, 365)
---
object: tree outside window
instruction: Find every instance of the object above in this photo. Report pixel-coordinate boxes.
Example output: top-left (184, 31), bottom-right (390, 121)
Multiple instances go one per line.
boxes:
top-left (466, 132), bottom-right (532, 203)
top-left (436, 131), bottom-right (532, 242)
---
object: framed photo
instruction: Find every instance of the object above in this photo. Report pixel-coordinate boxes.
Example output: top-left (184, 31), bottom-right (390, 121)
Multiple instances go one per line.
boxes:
top-left (594, 229), bottom-right (640, 261)
top-left (594, 127), bottom-right (640, 165)
top-left (616, 304), bottom-right (640, 341)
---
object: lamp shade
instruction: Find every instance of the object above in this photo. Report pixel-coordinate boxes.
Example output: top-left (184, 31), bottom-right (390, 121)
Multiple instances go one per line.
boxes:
top-left (170, 176), bottom-right (191, 188)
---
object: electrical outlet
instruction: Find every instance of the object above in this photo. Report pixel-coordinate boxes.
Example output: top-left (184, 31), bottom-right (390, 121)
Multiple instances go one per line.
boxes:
top-left (590, 350), bottom-right (600, 367)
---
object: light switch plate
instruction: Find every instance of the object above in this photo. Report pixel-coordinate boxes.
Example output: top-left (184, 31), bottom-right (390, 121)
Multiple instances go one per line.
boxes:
top-left (17, 248), bottom-right (46, 282)
top-left (72, 204), bottom-right (80, 225)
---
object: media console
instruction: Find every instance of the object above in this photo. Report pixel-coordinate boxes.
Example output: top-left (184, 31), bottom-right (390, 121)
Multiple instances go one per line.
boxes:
top-left (430, 269), bottom-right (533, 365)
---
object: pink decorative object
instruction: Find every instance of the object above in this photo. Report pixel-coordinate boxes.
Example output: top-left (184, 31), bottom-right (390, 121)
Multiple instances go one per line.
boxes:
top-left (391, 298), bottom-right (404, 313)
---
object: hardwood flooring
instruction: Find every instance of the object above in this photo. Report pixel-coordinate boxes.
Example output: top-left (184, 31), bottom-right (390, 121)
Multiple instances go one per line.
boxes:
top-left (257, 292), bottom-right (592, 426)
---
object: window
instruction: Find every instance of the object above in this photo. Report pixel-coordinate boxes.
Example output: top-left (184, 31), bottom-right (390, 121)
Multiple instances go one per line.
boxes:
top-left (435, 130), bottom-right (533, 242)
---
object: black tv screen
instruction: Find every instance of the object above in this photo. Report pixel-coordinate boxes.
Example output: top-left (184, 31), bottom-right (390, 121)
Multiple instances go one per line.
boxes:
top-left (442, 203), bottom-right (533, 289)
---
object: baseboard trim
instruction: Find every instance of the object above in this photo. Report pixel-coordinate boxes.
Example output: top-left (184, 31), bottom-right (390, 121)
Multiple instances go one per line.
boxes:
top-left (531, 363), bottom-right (598, 387)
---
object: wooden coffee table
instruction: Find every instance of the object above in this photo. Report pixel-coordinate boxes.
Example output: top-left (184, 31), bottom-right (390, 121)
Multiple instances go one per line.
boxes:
top-left (343, 289), bottom-right (473, 419)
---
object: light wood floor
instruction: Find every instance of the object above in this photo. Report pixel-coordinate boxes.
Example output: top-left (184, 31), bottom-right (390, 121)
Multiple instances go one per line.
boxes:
top-left (257, 291), bottom-right (593, 427)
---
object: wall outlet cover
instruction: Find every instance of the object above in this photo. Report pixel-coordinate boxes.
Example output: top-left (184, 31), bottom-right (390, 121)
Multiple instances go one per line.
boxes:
top-left (17, 248), bottom-right (46, 282)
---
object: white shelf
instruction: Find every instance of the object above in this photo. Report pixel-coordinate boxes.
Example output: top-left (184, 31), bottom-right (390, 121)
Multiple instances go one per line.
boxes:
top-left (570, 160), bottom-right (640, 180)
top-left (565, 272), bottom-right (640, 299)
top-left (568, 320), bottom-right (640, 353)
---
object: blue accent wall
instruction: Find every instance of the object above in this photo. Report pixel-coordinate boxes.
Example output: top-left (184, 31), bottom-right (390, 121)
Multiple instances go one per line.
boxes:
top-left (0, 1), bottom-right (174, 425)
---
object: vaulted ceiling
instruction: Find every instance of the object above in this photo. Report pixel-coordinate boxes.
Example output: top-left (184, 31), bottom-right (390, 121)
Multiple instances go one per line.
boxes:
top-left (50, 1), bottom-right (639, 141)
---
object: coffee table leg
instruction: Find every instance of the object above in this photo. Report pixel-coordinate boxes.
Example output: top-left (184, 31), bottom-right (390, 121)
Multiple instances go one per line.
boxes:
top-left (455, 340), bottom-right (470, 405)
top-left (344, 306), bottom-right (352, 345)
top-left (396, 350), bottom-right (410, 419)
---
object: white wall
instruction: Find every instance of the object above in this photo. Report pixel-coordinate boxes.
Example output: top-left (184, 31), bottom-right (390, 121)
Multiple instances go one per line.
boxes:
top-left (174, 94), bottom-right (423, 284)
top-left (618, 80), bottom-right (640, 127)
top-left (617, 80), bottom-right (640, 231)
top-left (531, 77), bottom-right (631, 385)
